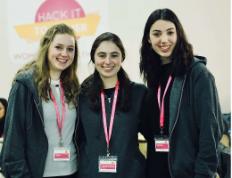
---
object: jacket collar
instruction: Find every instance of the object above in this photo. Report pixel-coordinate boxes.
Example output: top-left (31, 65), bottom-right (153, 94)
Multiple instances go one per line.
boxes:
top-left (15, 68), bottom-right (43, 118)
top-left (169, 74), bottom-right (187, 134)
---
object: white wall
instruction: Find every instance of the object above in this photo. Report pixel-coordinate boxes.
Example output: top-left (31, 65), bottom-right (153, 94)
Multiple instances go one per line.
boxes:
top-left (0, 0), bottom-right (230, 112)
top-left (0, 1), bottom-right (19, 101)
top-left (108, 0), bottom-right (231, 112)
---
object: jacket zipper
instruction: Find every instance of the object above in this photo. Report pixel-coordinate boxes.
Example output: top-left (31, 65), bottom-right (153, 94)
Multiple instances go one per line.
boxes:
top-left (168, 76), bottom-right (186, 178)
top-left (73, 96), bottom-right (80, 166)
top-left (34, 99), bottom-right (44, 126)
top-left (33, 99), bottom-right (49, 177)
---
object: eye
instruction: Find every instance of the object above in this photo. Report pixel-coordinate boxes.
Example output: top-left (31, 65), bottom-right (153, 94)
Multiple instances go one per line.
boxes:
top-left (111, 53), bottom-right (119, 58)
top-left (152, 32), bottom-right (161, 37)
top-left (167, 31), bottom-right (175, 36)
top-left (67, 47), bottom-right (74, 52)
top-left (55, 46), bottom-right (62, 50)
top-left (97, 53), bottom-right (106, 59)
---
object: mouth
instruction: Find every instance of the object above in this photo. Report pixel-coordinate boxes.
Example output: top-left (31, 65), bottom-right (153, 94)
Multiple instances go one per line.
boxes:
top-left (159, 45), bottom-right (171, 53)
top-left (102, 66), bottom-right (114, 71)
top-left (57, 58), bottom-right (68, 64)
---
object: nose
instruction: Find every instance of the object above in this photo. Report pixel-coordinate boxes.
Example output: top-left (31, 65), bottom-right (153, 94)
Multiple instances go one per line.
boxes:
top-left (160, 34), bottom-right (168, 43)
top-left (105, 56), bottom-right (111, 64)
top-left (61, 49), bottom-right (68, 56)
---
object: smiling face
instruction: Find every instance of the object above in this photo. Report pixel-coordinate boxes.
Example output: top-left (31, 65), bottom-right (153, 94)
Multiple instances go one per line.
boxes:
top-left (148, 20), bottom-right (177, 64)
top-left (48, 33), bottom-right (75, 79)
top-left (94, 41), bottom-right (122, 82)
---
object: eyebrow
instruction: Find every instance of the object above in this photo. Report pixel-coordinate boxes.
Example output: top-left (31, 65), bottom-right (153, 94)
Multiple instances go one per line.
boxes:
top-left (55, 43), bottom-right (75, 47)
top-left (97, 51), bottom-right (119, 54)
top-left (152, 27), bottom-right (175, 32)
top-left (111, 51), bottom-right (119, 54)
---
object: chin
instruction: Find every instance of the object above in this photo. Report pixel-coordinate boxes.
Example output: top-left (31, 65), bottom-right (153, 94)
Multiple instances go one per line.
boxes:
top-left (160, 53), bottom-right (171, 58)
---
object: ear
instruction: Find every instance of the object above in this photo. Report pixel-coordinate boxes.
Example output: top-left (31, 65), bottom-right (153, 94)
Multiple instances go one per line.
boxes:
top-left (148, 38), bottom-right (151, 44)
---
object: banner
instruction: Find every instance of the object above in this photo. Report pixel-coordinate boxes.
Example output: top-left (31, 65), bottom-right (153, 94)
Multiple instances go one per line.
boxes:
top-left (6, 0), bottom-right (108, 80)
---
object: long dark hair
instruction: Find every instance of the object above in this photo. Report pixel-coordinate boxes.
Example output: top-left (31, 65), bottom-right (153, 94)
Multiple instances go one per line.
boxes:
top-left (80, 32), bottom-right (131, 111)
top-left (140, 8), bottom-right (193, 88)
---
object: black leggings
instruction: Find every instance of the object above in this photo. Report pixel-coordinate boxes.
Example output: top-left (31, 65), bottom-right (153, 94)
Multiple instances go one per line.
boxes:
top-left (43, 172), bottom-right (77, 178)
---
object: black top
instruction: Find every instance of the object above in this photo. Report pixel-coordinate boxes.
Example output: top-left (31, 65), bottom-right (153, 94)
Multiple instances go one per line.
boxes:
top-left (103, 88), bottom-right (115, 127)
top-left (154, 62), bottom-right (173, 178)
top-left (78, 82), bottom-right (147, 178)
top-left (103, 88), bottom-right (115, 104)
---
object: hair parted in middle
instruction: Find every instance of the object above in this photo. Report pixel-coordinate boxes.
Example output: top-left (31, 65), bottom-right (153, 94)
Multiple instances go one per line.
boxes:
top-left (81, 32), bottom-right (131, 112)
top-left (140, 8), bottom-right (193, 88)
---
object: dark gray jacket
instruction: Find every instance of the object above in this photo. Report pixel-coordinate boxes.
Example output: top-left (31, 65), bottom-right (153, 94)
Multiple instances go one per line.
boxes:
top-left (77, 82), bottom-right (147, 178)
top-left (145, 57), bottom-right (223, 178)
top-left (0, 69), bottom-right (79, 178)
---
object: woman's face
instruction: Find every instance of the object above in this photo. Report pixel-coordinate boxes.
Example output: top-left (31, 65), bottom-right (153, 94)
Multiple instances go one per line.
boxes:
top-left (0, 102), bottom-right (5, 119)
top-left (148, 20), bottom-right (177, 64)
top-left (48, 33), bottom-right (76, 79)
top-left (94, 41), bottom-right (122, 81)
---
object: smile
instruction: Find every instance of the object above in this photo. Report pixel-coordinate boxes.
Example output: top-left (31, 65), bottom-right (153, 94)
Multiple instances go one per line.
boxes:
top-left (57, 58), bottom-right (68, 64)
top-left (159, 45), bottom-right (171, 52)
top-left (103, 66), bottom-right (114, 71)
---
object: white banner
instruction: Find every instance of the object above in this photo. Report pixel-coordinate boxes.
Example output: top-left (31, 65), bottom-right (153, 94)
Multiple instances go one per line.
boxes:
top-left (6, 0), bottom-right (109, 81)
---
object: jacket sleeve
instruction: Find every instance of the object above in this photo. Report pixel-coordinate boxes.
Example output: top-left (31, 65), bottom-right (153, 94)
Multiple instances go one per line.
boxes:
top-left (193, 68), bottom-right (223, 178)
top-left (139, 88), bottom-right (155, 142)
top-left (1, 81), bottom-right (33, 178)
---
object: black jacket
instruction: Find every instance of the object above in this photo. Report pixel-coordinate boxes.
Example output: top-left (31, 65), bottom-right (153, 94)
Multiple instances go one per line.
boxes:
top-left (0, 69), bottom-right (79, 178)
top-left (77, 82), bottom-right (147, 178)
top-left (145, 57), bottom-right (223, 178)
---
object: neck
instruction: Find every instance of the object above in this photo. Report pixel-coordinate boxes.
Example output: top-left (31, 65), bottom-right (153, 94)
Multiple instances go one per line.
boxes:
top-left (50, 71), bottom-right (61, 80)
top-left (161, 57), bottom-right (172, 65)
top-left (102, 76), bottom-right (118, 89)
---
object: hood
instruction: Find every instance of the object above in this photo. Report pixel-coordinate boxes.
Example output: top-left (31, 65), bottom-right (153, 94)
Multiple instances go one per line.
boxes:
top-left (191, 55), bottom-right (207, 67)
top-left (14, 68), bottom-right (39, 102)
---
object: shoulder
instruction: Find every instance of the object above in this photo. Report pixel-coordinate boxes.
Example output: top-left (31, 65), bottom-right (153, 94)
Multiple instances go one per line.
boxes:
top-left (79, 75), bottom-right (94, 95)
top-left (15, 68), bottom-right (34, 84)
top-left (12, 68), bottom-right (37, 95)
top-left (129, 82), bottom-right (147, 96)
top-left (130, 82), bottom-right (147, 90)
top-left (188, 56), bottom-right (214, 81)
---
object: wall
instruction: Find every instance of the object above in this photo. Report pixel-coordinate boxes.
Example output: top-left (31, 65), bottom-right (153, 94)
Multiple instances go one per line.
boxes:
top-left (108, 0), bottom-right (231, 112)
top-left (0, 0), bottom-right (230, 112)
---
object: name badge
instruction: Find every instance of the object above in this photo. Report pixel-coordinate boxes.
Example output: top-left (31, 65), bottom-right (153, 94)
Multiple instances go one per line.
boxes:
top-left (98, 156), bottom-right (117, 173)
top-left (154, 137), bottom-right (169, 152)
top-left (53, 147), bottom-right (70, 161)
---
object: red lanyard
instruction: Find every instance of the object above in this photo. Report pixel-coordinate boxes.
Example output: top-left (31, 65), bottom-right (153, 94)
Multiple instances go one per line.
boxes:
top-left (157, 76), bottom-right (172, 133)
top-left (100, 81), bottom-right (119, 155)
top-left (50, 81), bottom-right (66, 145)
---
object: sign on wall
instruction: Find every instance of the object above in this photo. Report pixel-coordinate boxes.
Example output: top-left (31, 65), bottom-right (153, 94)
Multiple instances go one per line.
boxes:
top-left (7, 0), bottom-right (108, 80)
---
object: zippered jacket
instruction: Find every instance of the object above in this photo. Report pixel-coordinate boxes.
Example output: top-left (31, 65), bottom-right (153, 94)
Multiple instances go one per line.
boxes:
top-left (77, 82), bottom-right (147, 178)
top-left (145, 56), bottom-right (223, 178)
top-left (0, 69), bottom-right (79, 178)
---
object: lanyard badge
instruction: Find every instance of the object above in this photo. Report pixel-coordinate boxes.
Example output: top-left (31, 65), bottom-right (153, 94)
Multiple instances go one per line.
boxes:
top-left (53, 147), bottom-right (70, 161)
top-left (50, 80), bottom-right (66, 147)
top-left (98, 81), bottom-right (119, 173)
top-left (98, 156), bottom-right (118, 173)
top-left (155, 76), bottom-right (172, 152)
top-left (154, 136), bottom-right (170, 152)
top-left (50, 81), bottom-right (71, 161)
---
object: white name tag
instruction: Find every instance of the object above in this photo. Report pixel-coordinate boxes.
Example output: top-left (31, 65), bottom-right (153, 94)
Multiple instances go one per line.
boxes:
top-left (53, 147), bottom-right (70, 161)
top-left (154, 138), bottom-right (170, 152)
top-left (98, 156), bottom-right (117, 173)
